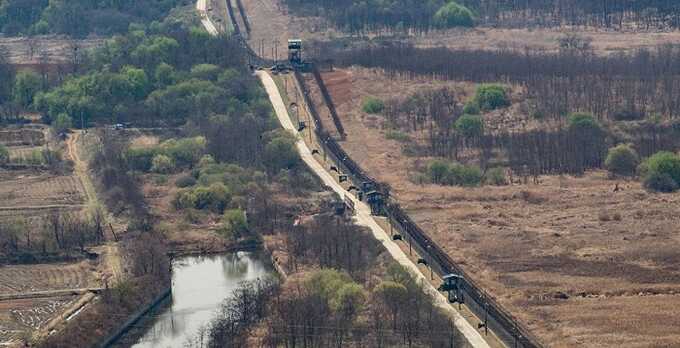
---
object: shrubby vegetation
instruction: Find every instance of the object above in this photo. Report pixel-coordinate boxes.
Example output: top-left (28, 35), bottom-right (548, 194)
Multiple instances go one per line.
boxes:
top-left (361, 96), bottom-right (385, 114)
top-left (454, 114), bottom-right (484, 138)
top-left (433, 1), bottom-right (475, 28)
top-left (474, 84), bottom-right (509, 111)
top-left (605, 144), bottom-right (639, 177)
top-left (0, 0), bottom-right (185, 37)
top-left (568, 112), bottom-right (601, 133)
top-left (641, 151), bottom-right (680, 192)
top-left (427, 159), bottom-right (482, 187)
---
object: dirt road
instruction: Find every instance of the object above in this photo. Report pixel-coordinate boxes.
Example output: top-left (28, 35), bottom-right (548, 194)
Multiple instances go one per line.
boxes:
top-left (66, 131), bottom-right (123, 283)
top-left (257, 70), bottom-right (492, 348)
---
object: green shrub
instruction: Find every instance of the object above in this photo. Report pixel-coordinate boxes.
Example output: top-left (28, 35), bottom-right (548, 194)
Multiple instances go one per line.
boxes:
top-left (644, 171), bottom-right (679, 193)
top-left (454, 114), bottom-right (484, 138)
top-left (198, 154), bottom-right (216, 167)
top-left (433, 1), bottom-right (475, 28)
top-left (427, 160), bottom-right (450, 184)
top-left (160, 137), bottom-right (206, 168)
top-left (174, 189), bottom-right (197, 209)
top-left (175, 175), bottom-right (197, 188)
top-left (447, 163), bottom-right (482, 187)
top-left (642, 151), bottom-right (680, 192)
top-left (427, 160), bottom-right (482, 186)
top-left (207, 182), bottom-right (231, 212)
top-left (126, 147), bottom-right (158, 172)
top-left (474, 84), bottom-right (510, 111)
top-left (484, 167), bottom-right (507, 185)
top-left (463, 102), bottom-right (480, 115)
top-left (362, 96), bottom-right (385, 114)
top-left (220, 208), bottom-right (248, 240)
top-left (151, 154), bottom-right (175, 174)
top-left (605, 144), bottom-right (639, 177)
top-left (567, 112), bottom-right (601, 133)
top-left (264, 135), bottom-right (300, 173)
top-left (385, 130), bottom-right (410, 142)
top-left (0, 145), bottom-right (8, 164)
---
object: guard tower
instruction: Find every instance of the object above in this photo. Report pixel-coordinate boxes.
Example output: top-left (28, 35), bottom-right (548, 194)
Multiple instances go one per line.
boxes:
top-left (288, 39), bottom-right (302, 65)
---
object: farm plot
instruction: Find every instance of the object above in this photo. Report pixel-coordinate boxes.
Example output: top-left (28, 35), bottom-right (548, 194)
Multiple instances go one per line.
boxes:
top-left (316, 67), bottom-right (680, 347)
top-left (0, 169), bottom-right (85, 208)
top-left (0, 295), bottom-right (79, 345)
top-left (0, 128), bottom-right (45, 147)
top-left (0, 261), bottom-right (100, 296)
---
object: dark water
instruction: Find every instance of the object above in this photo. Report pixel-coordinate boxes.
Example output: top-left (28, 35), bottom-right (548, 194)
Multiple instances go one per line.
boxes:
top-left (120, 251), bottom-right (272, 348)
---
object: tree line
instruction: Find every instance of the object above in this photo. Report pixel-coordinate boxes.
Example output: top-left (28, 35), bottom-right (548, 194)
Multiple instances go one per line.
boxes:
top-left (333, 43), bottom-right (680, 122)
top-left (284, 0), bottom-right (680, 32)
top-left (282, 0), bottom-right (475, 34)
top-left (456, 0), bottom-right (680, 29)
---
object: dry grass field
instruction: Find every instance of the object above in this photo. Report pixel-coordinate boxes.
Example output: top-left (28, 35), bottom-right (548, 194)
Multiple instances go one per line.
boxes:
top-left (314, 67), bottom-right (680, 347)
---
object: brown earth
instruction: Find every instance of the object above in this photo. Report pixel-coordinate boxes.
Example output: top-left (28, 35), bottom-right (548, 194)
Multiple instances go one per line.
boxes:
top-left (0, 169), bottom-right (85, 208)
top-left (311, 66), bottom-right (680, 347)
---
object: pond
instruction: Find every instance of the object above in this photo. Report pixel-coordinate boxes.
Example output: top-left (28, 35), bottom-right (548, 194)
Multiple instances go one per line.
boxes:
top-left (116, 251), bottom-right (273, 348)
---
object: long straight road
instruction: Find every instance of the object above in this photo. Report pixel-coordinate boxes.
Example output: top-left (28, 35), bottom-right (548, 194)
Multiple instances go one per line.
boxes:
top-left (256, 70), bottom-right (492, 348)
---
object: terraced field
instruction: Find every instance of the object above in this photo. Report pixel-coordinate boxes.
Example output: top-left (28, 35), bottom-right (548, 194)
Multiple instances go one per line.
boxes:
top-left (0, 170), bottom-right (85, 208)
top-left (0, 261), bottom-right (99, 296)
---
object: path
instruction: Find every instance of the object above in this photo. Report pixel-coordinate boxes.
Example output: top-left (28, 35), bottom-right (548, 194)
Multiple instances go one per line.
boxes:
top-left (257, 70), bottom-right (492, 348)
top-left (66, 131), bottom-right (123, 283)
top-left (196, 0), bottom-right (219, 35)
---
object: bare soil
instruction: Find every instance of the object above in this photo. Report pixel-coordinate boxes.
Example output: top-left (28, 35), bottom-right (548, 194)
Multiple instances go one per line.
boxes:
top-left (0, 169), bottom-right (85, 208)
top-left (315, 67), bottom-right (680, 347)
top-left (0, 261), bottom-right (99, 296)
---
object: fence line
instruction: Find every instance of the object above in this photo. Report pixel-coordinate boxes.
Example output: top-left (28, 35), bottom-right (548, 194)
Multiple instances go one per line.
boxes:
top-left (293, 69), bottom-right (543, 348)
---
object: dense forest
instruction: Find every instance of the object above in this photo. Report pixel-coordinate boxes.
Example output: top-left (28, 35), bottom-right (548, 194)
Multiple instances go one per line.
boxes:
top-left (283, 0), bottom-right (680, 32)
top-left (0, 0), bottom-right (187, 37)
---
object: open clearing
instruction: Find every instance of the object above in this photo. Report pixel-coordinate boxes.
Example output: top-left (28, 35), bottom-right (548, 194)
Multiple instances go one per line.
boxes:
top-left (308, 66), bottom-right (680, 347)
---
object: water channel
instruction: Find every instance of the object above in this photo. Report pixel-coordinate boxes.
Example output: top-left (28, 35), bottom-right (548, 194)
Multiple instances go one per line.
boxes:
top-left (115, 251), bottom-right (273, 348)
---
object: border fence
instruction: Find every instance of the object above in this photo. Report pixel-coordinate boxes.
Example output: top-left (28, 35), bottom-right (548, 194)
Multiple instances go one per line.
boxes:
top-left (292, 70), bottom-right (543, 348)
top-left (220, 2), bottom-right (543, 346)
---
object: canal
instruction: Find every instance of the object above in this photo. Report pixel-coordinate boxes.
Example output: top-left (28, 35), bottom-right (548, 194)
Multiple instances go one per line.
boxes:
top-left (114, 251), bottom-right (273, 347)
